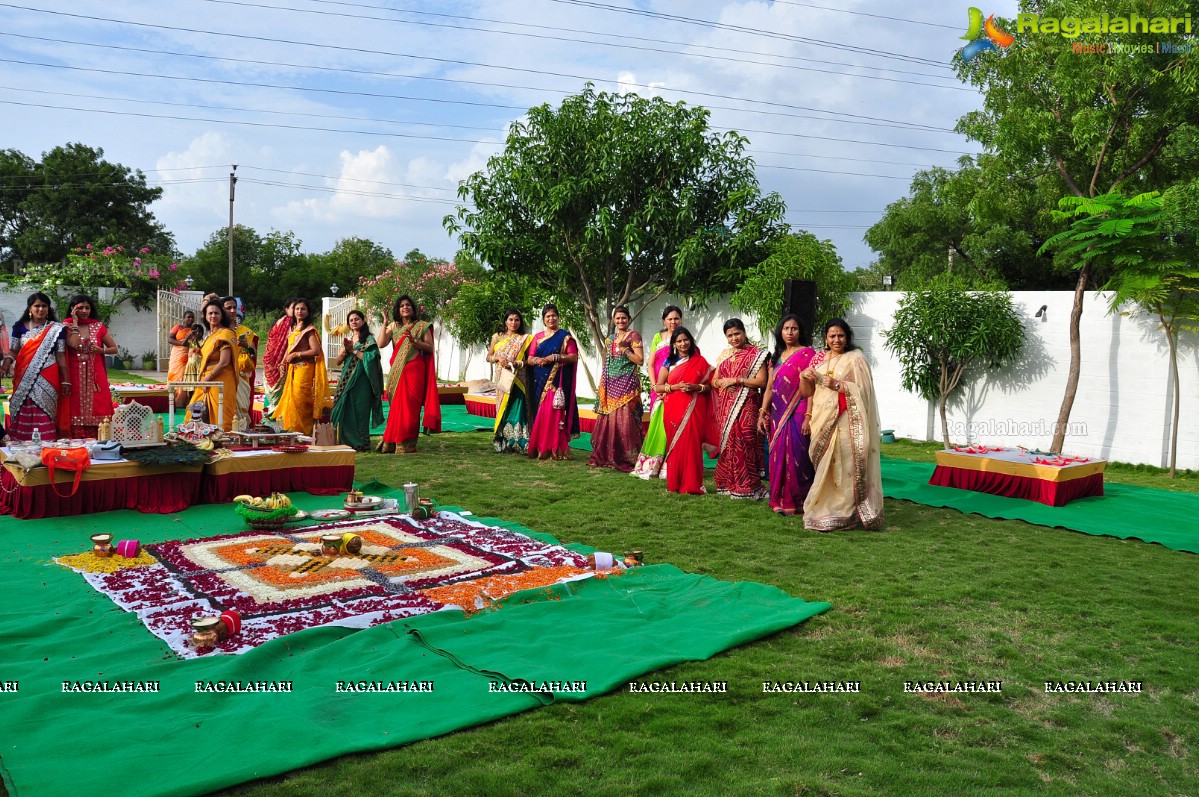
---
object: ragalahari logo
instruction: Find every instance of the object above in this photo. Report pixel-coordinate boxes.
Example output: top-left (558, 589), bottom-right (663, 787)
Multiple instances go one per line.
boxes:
top-left (960, 7), bottom-right (1015, 61)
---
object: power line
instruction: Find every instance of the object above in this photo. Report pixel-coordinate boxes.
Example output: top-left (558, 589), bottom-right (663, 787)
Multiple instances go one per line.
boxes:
top-left (768, 1), bottom-right (959, 30)
top-left (192, 0), bottom-right (964, 89)
top-left (0, 4), bottom-right (971, 128)
top-left (542, 0), bottom-right (950, 68)
top-left (0, 35), bottom-right (959, 133)
top-left (0, 94), bottom-right (970, 157)
top-left (299, 0), bottom-right (961, 75)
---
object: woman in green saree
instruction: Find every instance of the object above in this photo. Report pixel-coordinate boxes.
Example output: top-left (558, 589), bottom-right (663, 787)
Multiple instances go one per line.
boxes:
top-left (487, 308), bottom-right (532, 453)
top-left (330, 309), bottom-right (384, 451)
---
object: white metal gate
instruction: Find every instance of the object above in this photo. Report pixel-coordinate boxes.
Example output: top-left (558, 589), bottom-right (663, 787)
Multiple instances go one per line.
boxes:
top-left (156, 290), bottom-right (204, 371)
top-left (321, 295), bottom-right (359, 366)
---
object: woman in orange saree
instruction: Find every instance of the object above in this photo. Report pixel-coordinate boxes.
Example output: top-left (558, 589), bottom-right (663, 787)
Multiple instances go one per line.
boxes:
top-left (377, 294), bottom-right (441, 453)
top-left (272, 298), bottom-right (328, 436)
top-left (167, 309), bottom-right (197, 403)
top-left (656, 327), bottom-right (715, 495)
top-left (5, 292), bottom-right (70, 440)
top-left (186, 300), bottom-right (238, 431)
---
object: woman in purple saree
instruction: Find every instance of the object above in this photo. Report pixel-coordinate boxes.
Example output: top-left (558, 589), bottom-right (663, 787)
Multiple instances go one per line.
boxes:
top-left (758, 314), bottom-right (817, 515)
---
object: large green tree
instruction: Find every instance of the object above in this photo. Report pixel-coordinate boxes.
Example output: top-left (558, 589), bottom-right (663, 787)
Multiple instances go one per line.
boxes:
top-left (444, 84), bottom-right (787, 356)
top-left (186, 226), bottom-right (312, 312)
top-left (956, 0), bottom-right (1199, 452)
top-left (0, 143), bottom-right (172, 267)
top-left (1041, 191), bottom-right (1198, 474)
top-left (865, 157), bottom-right (1069, 290)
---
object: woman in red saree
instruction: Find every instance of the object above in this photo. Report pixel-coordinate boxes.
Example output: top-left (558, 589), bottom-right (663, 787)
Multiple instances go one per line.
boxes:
top-left (378, 294), bottom-right (441, 453)
top-left (63, 294), bottom-right (116, 437)
top-left (262, 298), bottom-right (295, 411)
top-left (4, 292), bottom-right (70, 440)
top-left (710, 318), bottom-right (770, 500)
top-left (656, 327), bottom-right (715, 495)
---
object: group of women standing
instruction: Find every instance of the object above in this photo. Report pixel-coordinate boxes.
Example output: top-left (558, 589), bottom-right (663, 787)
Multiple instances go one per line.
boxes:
top-left (487, 304), bottom-right (580, 459)
top-left (486, 300), bottom-right (883, 531)
top-left (3, 292), bottom-right (117, 442)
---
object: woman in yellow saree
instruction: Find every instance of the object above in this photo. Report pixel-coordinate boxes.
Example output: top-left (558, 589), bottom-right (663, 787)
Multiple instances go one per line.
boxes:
top-left (272, 298), bottom-right (329, 435)
top-left (185, 300), bottom-right (238, 431)
top-left (487, 308), bottom-right (532, 453)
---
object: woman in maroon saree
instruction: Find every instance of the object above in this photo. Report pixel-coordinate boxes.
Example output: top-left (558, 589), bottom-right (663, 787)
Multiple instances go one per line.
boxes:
top-left (657, 327), bottom-right (714, 495)
top-left (710, 318), bottom-right (769, 499)
top-left (758, 314), bottom-right (817, 515)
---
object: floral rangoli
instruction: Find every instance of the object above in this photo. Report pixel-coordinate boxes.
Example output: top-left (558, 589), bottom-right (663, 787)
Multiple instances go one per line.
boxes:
top-left (57, 512), bottom-right (593, 657)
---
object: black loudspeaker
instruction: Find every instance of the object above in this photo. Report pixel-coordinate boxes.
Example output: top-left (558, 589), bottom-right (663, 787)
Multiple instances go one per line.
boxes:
top-left (782, 279), bottom-right (817, 345)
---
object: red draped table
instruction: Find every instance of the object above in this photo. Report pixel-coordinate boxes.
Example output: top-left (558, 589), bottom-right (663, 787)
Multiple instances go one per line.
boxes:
top-left (0, 446), bottom-right (356, 519)
top-left (929, 449), bottom-right (1105, 507)
top-left (0, 456), bottom-right (203, 520)
top-left (200, 446), bottom-right (356, 503)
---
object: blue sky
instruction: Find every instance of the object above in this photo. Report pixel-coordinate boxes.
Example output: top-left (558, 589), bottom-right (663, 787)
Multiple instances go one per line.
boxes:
top-left (1, 0), bottom-right (1011, 271)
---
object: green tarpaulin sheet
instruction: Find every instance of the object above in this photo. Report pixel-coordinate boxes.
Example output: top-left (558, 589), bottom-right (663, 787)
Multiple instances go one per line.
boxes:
top-left (0, 485), bottom-right (829, 797)
top-left (881, 456), bottom-right (1199, 554)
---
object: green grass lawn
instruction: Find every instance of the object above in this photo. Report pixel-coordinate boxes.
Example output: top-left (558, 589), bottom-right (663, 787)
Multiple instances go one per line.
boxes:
top-left (209, 432), bottom-right (1198, 797)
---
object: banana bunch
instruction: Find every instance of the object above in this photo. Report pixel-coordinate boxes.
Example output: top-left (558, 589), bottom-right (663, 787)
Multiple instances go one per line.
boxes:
top-left (233, 492), bottom-right (293, 510)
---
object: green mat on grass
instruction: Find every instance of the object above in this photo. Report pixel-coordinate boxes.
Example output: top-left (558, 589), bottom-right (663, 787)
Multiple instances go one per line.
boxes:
top-left (369, 402), bottom-right (493, 435)
top-left (881, 457), bottom-right (1199, 554)
top-left (0, 484), bottom-right (829, 797)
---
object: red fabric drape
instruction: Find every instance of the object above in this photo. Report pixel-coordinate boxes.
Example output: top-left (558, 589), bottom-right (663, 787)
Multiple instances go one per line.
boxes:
top-left (929, 466), bottom-right (1104, 507)
top-left (200, 466), bottom-right (355, 503)
top-left (0, 468), bottom-right (202, 519)
top-left (464, 397), bottom-right (498, 418)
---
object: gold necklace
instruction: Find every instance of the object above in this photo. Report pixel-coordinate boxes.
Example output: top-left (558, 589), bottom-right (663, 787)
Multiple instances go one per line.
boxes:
top-left (824, 352), bottom-right (843, 375)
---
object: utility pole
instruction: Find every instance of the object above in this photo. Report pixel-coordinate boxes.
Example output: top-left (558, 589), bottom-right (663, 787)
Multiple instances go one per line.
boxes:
top-left (227, 164), bottom-right (238, 296)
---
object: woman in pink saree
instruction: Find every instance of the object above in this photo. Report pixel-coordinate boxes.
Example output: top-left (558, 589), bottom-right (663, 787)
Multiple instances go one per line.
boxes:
top-left (757, 314), bottom-right (816, 515)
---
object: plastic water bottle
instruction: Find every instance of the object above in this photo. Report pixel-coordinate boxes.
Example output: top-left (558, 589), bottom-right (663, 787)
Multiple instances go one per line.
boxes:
top-left (31, 428), bottom-right (41, 444)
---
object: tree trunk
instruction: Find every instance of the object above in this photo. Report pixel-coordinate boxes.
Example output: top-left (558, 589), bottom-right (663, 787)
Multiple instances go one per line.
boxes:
top-left (1165, 318), bottom-right (1179, 478)
top-left (939, 391), bottom-right (950, 450)
top-left (1051, 263), bottom-right (1090, 453)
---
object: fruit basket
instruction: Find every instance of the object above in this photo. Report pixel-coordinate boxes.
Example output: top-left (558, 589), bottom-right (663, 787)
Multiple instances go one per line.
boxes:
top-left (233, 493), bottom-right (299, 529)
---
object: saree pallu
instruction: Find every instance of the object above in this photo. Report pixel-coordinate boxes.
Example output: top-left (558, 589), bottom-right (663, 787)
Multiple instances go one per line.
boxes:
top-left (9, 322), bottom-right (67, 441)
top-left (167, 324), bottom-right (189, 381)
top-left (330, 337), bottom-right (384, 451)
top-left (712, 346), bottom-right (769, 499)
top-left (767, 347), bottom-right (817, 515)
top-left (631, 332), bottom-right (671, 478)
top-left (187, 328), bottom-right (238, 431)
top-left (662, 355), bottom-right (714, 495)
top-left (169, 326), bottom-right (193, 403)
top-left (491, 332), bottom-right (532, 453)
top-left (273, 326), bottom-right (329, 436)
top-left (234, 324), bottom-right (258, 423)
top-left (382, 321), bottom-right (441, 449)
top-left (802, 349), bottom-right (884, 531)
top-left (66, 319), bottom-right (112, 437)
top-left (589, 331), bottom-right (644, 471)
top-left (527, 330), bottom-right (579, 458)
top-left (263, 315), bottom-right (291, 408)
